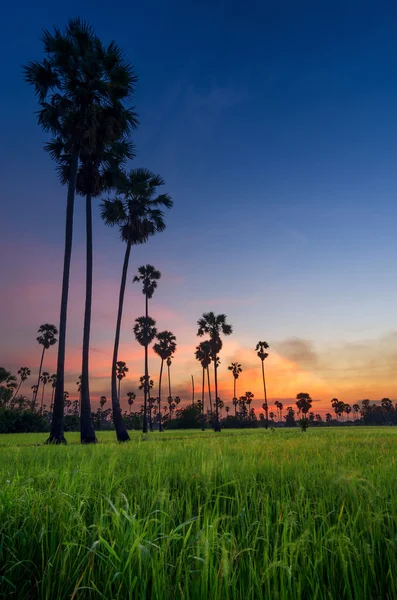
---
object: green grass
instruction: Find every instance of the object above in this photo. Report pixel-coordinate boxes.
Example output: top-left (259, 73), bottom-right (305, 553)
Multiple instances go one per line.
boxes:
top-left (1, 427), bottom-right (397, 599)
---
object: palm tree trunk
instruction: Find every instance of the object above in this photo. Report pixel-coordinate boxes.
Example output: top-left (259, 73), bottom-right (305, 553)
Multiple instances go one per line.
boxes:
top-left (48, 151), bottom-right (79, 444)
top-left (207, 367), bottom-right (212, 413)
top-left (118, 379), bottom-right (121, 402)
top-left (261, 360), bottom-right (268, 429)
top-left (111, 241), bottom-right (131, 442)
top-left (51, 387), bottom-right (54, 410)
top-left (201, 367), bottom-right (205, 431)
top-left (80, 193), bottom-right (96, 444)
top-left (192, 375), bottom-right (194, 405)
top-left (167, 362), bottom-right (172, 399)
top-left (214, 356), bottom-right (220, 432)
top-left (34, 347), bottom-right (45, 410)
top-left (143, 294), bottom-right (149, 433)
top-left (41, 383), bottom-right (45, 413)
top-left (233, 377), bottom-right (236, 415)
top-left (158, 359), bottom-right (164, 432)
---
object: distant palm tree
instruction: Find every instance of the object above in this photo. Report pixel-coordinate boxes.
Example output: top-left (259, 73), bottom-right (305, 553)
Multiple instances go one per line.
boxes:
top-left (153, 331), bottom-right (177, 432)
top-left (352, 403), bottom-right (360, 419)
top-left (0, 369), bottom-right (17, 405)
top-left (127, 392), bottom-right (136, 414)
top-left (134, 317), bottom-right (157, 432)
top-left (325, 413), bottom-right (332, 424)
top-left (33, 324), bottom-right (58, 409)
top-left (76, 375), bottom-right (82, 410)
top-left (116, 361), bottom-right (129, 403)
top-left (25, 19), bottom-right (136, 444)
top-left (245, 391), bottom-right (254, 412)
top-left (255, 341), bottom-right (269, 428)
top-left (197, 312), bottom-right (233, 432)
top-left (195, 341), bottom-right (213, 427)
top-left (13, 367), bottom-right (31, 399)
top-left (39, 372), bottom-right (50, 413)
top-left (296, 392), bottom-right (312, 420)
top-left (49, 374), bottom-right (57, 410)
top-left (31, 385), bottom-right (38, 404)
top-left (228, 362), bottom-right (242, 414)
top-left (166, 357), bottom-right (174, 402)
top-left (101, 170), bottom-right (172, 441)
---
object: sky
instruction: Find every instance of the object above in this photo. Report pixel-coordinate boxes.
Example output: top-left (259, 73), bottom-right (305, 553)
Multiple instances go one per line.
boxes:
top-left (1, 0), bottom-right (397, 415)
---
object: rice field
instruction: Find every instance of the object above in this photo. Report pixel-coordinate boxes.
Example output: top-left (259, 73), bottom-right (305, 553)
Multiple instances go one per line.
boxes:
top-left (1, 427), bottom-right (397, 599)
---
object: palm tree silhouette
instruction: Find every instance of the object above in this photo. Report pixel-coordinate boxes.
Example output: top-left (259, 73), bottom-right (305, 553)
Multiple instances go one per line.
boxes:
top-left (13, 367), bottom-right (31, 400)
top-left (25, 19), bottom-right (136, 444)
top-left (296, 392), bottom-right (312, 421)
top-left (33, 324), bottom-right (58, 409)
top-left (228, 362), bottom-right (242, 415)
top-left (197, 312), bottom-right (233, 432)
top-left (134, 264), bottom-right (161, 432)
top-left (101, 169), bottom-right (172, 441)
top-left (116, 361), bottom-right (129, 404)
top-left (255, 341), bottom-right (269, 429)
top-left (153, 330), bottom-right (177, 432)
top-left (127, 392), bottom-right (136, 414)
top-left (49, 374), bottom-right (57, 410)
top-left (195, 341), bottom-right (213, 430)
top-left (134, 317), bottom-right (157, 432)
top-left (40, 372), bottom-right (50, 413)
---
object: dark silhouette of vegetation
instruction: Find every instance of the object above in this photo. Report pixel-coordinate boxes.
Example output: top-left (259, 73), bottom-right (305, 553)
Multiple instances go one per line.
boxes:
top-left (102, 170), bottom-right (172, 441)
top-left (256, 341), bottom-right (269, 428)
top-left (228, 362), bottom-right (242, 415)
top-left (153, 331), bottom-right (176, 432)
top-left (33, 324), bottom-right (58, 409)
top-left (24, 19), bottom-right (137, 444)
top-left (197, 312), bottom-right (233, 432)
top-left (134, 316), bottom-right (157, 432)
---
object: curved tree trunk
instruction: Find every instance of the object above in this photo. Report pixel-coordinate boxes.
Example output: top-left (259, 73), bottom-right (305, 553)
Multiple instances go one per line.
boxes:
top-left (34, 347), bottom-right (45, 410)
top-left (111, 242), bottom-right (131, 442)
top-left (233, 377), bottom-right (237, 416)
top-left (261, 361), bottom-right (268, 429)
top-left (47, 151), bottom-right (79, 444)
top-left (143, 294), bottom-right (149, 433)
top-left (80, 193), bottom-right (97, 444)
top-left (201, 367), bottom-right (205, 431)
top-left (213, 356), bottom-right (221, 432)
top-left (207, 367), bottom-right (212, 414)
top-left (13, 379), bottom-right (23, 401)
top-left (158, 359), bottom-right (164, 432)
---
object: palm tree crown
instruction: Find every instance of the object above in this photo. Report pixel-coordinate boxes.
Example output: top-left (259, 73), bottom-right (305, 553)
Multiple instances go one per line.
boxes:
top-left (133, 317), bottom-right (157, 346)
top-left (101, 168), bottom-right (172, 246)
top-left (228, 362), bottom-right (242, 379)
top-left (197, 312), bottom-right (233, 354)
top-left (255, 341), bottom-right (269, 362)
top-left (153, 331), bottom-right (177, 361)
top-left (37, 324), bottom-right (58, 349)
top-left (133, 264), bottom-right (161, 299)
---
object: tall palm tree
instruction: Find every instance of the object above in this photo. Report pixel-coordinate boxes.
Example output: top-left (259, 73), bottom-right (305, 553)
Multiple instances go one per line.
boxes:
top-left (127, 392), bottom-right (136, 414)
top-left (134, 316), bottom-right (157, 433)
top-left (33, 324), bottom-right (58, 409)
top-left (166, 357), bottom-right (174, 401)
top-left (116, 361), bottom-right (129, 403)
top-left (153, 330), bottom-right (177, 432)
top-left (197, 312), bottom-right (233, 432)
top-left (228, 362), bottom-right (242, 414)
top-left (195, 341), bottom-right (213, 428)
top-left (256, 341), bottom-right (269, 429)
top-left (133, 264), bottom-right (161, 428)
top-left (25, 19), bottom-right (137, 444)
top-left (101, 169), bottom-right (172, 441)
top-left (13, 367), bottom-right (31, 400)
top-left (40, 372), bottom-right (50, 413)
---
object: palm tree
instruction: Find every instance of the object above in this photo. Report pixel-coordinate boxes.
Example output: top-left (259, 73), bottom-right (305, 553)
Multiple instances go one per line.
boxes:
top-left (25, 19), bottom-right (137, 444)
top-left (166, 357), bottom-right (174, 402)
top-left (31, 385), bottom-right (38, 404)
top-left (33, 324), bottom-right (58, 409)
top-left (134, 316), bottom-right (157, 432)
top-left (13, 367), bottom-right (31, 399)
top-left (153, 331), bottom-right (177, 432)
top-left (39, 372), bottom-right (50, 413)
top-left (127, 392), bottom-right (136, 414)
top-left (353, 403), bottom-right (360, 419)
top-left (245, 391), bottom-right (254, 412)
top-left (296, 392), bottom-right (312, 420)
top-left (255, 341), bottom-right (269, 429)
top-left (76, 374), bottom-right (82, 407)
top-left (0, 369), bottom-right (17, 405)
top-left (197, 312), bottom-right (233, 432)
top-left (101, 169), bottom-right (172, 441)
top-left (116, 361), bottom-right (129, 403)
top-left (228, 362), bottom-right (242, 414)
top-left (49, 374), bottom-right (57, 410)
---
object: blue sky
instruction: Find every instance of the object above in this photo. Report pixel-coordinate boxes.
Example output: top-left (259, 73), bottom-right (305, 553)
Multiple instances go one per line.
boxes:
top-left (1, 0), bottom-right (397, 406)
